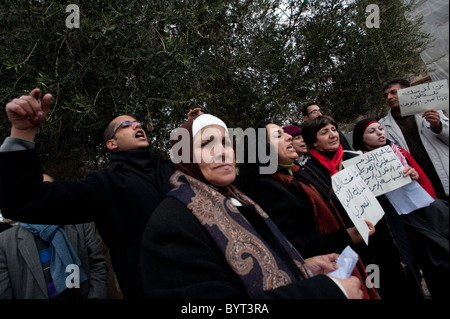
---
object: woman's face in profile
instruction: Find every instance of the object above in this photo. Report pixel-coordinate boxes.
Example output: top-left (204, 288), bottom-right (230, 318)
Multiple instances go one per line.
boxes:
top-left (266, 123), bottom-right (298, 165)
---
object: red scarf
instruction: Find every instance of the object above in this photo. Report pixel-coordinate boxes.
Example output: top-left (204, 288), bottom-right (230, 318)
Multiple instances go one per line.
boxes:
top-left (310, 145), bottom-right (344, 176)
top-left (272, 165), bottom-right (379, 299)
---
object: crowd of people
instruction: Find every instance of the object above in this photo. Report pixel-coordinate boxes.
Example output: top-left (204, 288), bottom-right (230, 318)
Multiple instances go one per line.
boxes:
top-left (0, 78), bottom-right (448, 299)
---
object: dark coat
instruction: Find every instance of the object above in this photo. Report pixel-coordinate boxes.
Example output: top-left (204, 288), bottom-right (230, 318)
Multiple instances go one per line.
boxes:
top-left (302, 151), bottom-right (363, 227)
top-left (239, 172), bottom-right (352, 258)
top-left (0, 148), bottom-right (175, 298)
top-left (140, 196), bottom-right (347, 299)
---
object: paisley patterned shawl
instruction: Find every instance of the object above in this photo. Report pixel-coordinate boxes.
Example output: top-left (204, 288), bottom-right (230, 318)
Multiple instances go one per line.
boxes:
top-left (167, 170), bottom-right (309, 298)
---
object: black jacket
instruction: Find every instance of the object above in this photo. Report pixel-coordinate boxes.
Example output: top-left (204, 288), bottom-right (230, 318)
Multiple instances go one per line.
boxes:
top-left (0, 148), bottom-right (175, 298)
top-left (140, 196), bottom-right (347, 299)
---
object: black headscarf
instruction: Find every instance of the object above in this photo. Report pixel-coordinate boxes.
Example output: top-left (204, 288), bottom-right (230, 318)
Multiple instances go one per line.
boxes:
top-left (352, 117), bottom-right (379, 152)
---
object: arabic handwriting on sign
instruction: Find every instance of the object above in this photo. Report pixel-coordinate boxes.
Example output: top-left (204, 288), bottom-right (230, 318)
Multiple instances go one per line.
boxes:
top-left (355, 150), bottom-right (403, 190)
top-left (398, 80), bottom-right (449, 116)
top-left (342, 175), bottom-right (354, 185)
top-left (352, 179), bottom-right (367, 196)
top-left (352, 195), bottom-right (371, 219)
top-left (391, 171), bottom-right (403, 181)
top-left (342, 178), bottom-right (368, 211)
top-left (343, 145), bottom-right (411, 197)
top-left (343, 188), bottom-right (353, 208)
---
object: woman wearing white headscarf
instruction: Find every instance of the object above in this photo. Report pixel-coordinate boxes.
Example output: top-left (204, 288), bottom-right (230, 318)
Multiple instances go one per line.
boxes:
top-left (140, 114), bottom-right (363, 299)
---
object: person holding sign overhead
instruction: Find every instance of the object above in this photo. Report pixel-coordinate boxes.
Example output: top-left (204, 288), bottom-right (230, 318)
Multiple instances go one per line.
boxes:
top-left (300, 115), bottom-right (425, 299)
top-left (379, 78), bottom-right (449, 201)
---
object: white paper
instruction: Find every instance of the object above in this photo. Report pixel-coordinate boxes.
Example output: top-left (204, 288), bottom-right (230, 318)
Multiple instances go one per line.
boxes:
top-left (328, 246), bottom-right (359, 279)
top-left (385, 181), bottom-right (435, 215)
top-left (398, 80), bottom-right (449, 116)
top-left (332, 166), bottom-right (385, 245)
top-left (343, 146), bottom-right (412, 197)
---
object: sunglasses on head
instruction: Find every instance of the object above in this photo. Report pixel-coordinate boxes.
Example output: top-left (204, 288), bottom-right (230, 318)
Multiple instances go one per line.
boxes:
top-left (110, 120), bottom-right (143, 139)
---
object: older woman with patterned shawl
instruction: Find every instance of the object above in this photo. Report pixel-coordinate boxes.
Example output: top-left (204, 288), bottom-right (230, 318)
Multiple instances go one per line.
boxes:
top-left (140, 114), bottom-right (364, 299)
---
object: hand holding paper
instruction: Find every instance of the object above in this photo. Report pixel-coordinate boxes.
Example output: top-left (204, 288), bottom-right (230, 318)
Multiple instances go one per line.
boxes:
top-left (347, 220), bottom-right (375, 245)
top-left (304, 253), bottom-right (339, 276)
top-left (327, 246), bottom-right (365, 299)
top-left (328, 246), bottom-right (359, 279)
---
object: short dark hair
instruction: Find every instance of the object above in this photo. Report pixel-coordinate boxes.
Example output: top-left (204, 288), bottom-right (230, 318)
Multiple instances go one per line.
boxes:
top-left (382, 78), bottom-right (410, 92)
top-left (103, 120), bottom-right (116, 143)
top-left (302, 103), bottom-right (317, 117)
top-left (301, 115), bottom-right (338, 149)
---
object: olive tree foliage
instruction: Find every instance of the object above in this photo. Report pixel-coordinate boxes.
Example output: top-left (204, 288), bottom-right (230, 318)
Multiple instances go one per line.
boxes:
top-left (278, 0), bottom-right (430, 126)
top-left (0, 0), bottom-right (429, 178)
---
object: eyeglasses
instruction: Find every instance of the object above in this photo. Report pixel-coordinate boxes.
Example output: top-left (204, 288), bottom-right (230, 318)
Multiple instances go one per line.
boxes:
top-left (110, 120), bottom-right (143, 139)
top-left (307, 109), bottom-right (322, 116)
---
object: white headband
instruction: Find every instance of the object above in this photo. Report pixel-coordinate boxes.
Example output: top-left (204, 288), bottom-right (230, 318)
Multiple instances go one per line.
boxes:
top-left (192, 114), bottom-right (228, 137)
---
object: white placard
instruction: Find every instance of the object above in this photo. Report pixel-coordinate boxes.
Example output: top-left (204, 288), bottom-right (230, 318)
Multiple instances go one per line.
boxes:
top-left (343, 145), bottom-right (411, 197)
top-left (398, 80), bottom-right (449, 116)
top-left (332, 166), bottom-right (385, 245)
